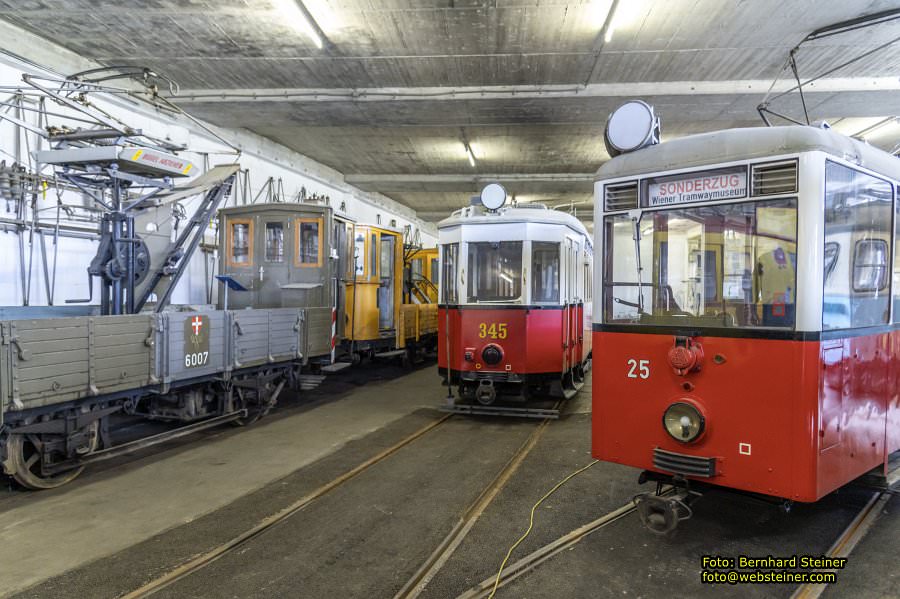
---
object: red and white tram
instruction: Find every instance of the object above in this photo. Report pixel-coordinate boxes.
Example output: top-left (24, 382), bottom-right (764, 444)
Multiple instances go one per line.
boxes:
top-left (593, 110), bottom-right (900, 531)
top-left (438, 184), bottom-right (593, 412)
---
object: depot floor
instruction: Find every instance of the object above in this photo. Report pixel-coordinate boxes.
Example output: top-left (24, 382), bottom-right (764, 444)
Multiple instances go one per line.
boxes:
top-left (0, 364), bottom-right (896, 599)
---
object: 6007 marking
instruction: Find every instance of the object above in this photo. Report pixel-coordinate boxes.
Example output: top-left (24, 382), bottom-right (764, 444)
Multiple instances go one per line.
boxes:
top-left (478, 322), bottom-right (508, 339)
top-left (185, 351), bottom-right (209, 368)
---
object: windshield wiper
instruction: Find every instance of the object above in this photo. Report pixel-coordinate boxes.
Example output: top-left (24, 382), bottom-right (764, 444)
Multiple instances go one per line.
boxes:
top-left (631, 214), bottom-right (645, 314)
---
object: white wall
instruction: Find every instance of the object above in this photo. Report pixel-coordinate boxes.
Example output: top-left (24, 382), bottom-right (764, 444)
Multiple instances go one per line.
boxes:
top-left (0, 29), bottom-right (436, 308)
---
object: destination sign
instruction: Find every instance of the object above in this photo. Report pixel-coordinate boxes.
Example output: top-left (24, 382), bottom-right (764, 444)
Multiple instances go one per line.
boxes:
top-left (646, 168), bottom-right (747, 207)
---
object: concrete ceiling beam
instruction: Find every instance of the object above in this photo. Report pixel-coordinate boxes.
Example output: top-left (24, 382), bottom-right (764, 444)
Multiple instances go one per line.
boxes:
top-left (171, 78), bottom-right (900, 104)
top-left (345, 173), bottom-right (596, 193)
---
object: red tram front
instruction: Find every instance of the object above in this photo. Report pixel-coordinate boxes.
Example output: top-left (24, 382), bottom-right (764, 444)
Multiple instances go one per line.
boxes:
top-left (438, 185), bottom-right (593, 411)
top-left (593, 122), bottom-right (900, 531)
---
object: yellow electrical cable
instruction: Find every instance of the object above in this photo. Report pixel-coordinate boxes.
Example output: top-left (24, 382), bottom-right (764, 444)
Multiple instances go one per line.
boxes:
top-left (487, 459), bottom-right (600, 599)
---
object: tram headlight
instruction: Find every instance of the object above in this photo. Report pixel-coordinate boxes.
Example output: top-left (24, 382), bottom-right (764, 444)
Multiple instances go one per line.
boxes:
top-left (662, 402), bottom-right (705, 443)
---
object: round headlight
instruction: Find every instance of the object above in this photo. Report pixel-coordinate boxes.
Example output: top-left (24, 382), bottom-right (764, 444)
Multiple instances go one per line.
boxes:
top-left (482, 344), bottom-right (503, 365)
top-left (662, 402), bottom-right (705, 443)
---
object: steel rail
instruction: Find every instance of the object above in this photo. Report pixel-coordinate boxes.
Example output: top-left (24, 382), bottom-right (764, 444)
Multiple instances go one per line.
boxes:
top-left (120, 413), bottom-right (452, 599)
top-left (456, 499), bottom-right (639, 599)
top-left (393, 407), bottom-right (560, 599)
top-left (790, 491), bottom-right (890, 599)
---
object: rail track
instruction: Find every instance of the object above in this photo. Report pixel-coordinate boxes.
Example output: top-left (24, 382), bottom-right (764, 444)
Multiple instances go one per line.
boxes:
top-left (393, 403), bottom-right (560, 599)
top-left (791, 490), bottom-right (891, 599)
top-left (450, 484), bottom-right (893, 599)
top-left (118, 395), bottom-right (565, 599)
top-left (120, 413), bottom-right (452, 599)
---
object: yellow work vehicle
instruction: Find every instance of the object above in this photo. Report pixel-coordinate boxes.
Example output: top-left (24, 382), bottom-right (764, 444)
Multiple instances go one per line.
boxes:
top-left (344, 224), bottom-right (438, 364)
top-left (404, 247), bottom-right (439, 304)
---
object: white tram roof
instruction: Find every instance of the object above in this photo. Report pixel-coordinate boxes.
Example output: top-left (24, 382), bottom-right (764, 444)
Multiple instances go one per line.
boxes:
top-left (438, 204), bottom-right (590, 241)
top-left (594, 125), bottom-right (900, 182)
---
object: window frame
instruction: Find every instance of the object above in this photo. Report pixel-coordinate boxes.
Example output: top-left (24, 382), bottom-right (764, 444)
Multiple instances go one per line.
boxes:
top-left (466, 240), bottom-right (524, 304)
top-left (264, 221), bottom-right (286, 263)
top-left (530, 240), bottom-right (561, 305)
top-left (852, 238), bottom-right (889, 293)
top-left (602, 196), bottom-right (799, 329)
top-left (294, 216), bottom-right (324, 268)
top-left (440, 242), bottom-right (460, 305)
top-left (226, 217), bottom-right (254, 268)
top-left (823, 159), bottom-right (895, 330)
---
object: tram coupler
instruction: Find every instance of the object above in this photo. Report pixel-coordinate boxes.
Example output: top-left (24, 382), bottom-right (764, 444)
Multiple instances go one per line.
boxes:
top-left (634, 472), bottom-right (701, 535)
top-left (475, 379), bottom-right (497, 405)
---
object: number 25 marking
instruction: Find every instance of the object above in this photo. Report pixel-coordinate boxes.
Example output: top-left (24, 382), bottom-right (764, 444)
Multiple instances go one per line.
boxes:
top-left (627, 359), bottom-right (650, 379)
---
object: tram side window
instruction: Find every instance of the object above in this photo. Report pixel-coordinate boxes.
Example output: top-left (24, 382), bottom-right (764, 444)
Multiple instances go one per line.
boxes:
top-left (467, 241), bottom-right (523, 303)
top-left (441, 243), bottom-right (459, 304)
top-left (895, 185), bottom-right (900, 323)
top-left (584, 262), bottom-right (592, 302)
top-left (531, 242), bottom-right (560, 303)
top-left (265, 223), bottom-right (284, 262)
top-left (823, 162), bottom-right (893, 330)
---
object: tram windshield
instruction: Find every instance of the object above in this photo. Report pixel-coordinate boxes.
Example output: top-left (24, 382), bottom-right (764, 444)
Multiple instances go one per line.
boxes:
top-left (467, 241), bottom-right (523, 303)
top-left (604, 198), bottom-right (798, 328)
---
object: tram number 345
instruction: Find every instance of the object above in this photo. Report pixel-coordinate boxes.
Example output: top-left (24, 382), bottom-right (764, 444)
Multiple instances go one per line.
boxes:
top-left (185, 351), bottom-right (210, 368)
top-left (478, 322), bottom-right (508, 339)
top-left (626, 359), bottom-right (650, 379)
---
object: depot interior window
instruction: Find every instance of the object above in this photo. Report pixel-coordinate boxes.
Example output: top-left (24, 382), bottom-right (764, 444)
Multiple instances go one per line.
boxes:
top-left (531, 241), bottom-right (560, 303)
top-left (228, 219), bottom-right (253, 267)
top-left (265, 222), bottom-right (284, 263)
top-left (295, 218), bottom-right (322, 267)
top-left (603, 197), bottom-right (798, 328)
top-left (467, 241), bottom-right (523, 303)
top-left (441, 243), bottom-right (459, 304)
top-left (823, 161), bottom-right (893, 330)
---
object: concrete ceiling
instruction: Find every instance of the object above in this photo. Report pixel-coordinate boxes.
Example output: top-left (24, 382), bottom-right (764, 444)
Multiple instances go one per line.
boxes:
top-left (3, 0), bottom-right (900, 221)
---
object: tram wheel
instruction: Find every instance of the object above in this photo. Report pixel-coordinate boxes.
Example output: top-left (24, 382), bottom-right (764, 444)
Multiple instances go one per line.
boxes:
top-left (5, 434), bottom-right (86, 490)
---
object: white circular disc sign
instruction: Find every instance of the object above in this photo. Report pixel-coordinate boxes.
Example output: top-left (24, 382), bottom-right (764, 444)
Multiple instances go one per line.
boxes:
top-left (480, 183), bottom-right (507, 210)
top-left (605, 100), bottom-right (656, 154)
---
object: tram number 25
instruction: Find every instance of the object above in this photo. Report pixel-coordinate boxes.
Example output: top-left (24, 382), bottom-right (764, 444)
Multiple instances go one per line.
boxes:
top-left (478, 322), bottom-right (508, 340)
top-left (185, 351), bottom-right (210, 368)
top-left (626, 359), bottom-right (650, 379)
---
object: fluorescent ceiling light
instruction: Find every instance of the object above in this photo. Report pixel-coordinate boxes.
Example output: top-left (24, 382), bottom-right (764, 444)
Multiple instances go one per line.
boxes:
top-left (464, 143), bottom-right (477, 168)
top-left (272, 0), bottom-right (323, 48)
top-left (604, 1), bottom-right (646, 43)
top-left (591, 0), bottom-right (614, 29)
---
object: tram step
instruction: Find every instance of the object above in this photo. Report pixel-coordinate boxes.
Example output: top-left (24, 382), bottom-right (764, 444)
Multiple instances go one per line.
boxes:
top-left (320, 362), bottom-right (352, 373)
top-left (373, 349), bottom-right (406, 358)
top-left (296, 374), bottom-right (326, 390)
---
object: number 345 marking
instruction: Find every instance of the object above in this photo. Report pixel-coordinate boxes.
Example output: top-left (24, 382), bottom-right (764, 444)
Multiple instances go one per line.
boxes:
top-left (478, 322), bottom-right (508, 339)
top-left (627, 359), bottom-right (650, 379)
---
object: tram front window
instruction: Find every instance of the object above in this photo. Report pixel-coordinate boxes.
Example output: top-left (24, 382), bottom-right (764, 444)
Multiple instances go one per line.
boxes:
top-left (603, 198), bottom-right (798, 328)
top-left (467, 241), bottom-right (523, 303)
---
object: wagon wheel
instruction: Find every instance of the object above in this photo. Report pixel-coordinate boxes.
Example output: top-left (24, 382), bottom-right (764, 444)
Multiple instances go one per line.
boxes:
top-left (232, 382), bottom-right (276, 427)
top-left (5, 434), bottom-right (85, 490)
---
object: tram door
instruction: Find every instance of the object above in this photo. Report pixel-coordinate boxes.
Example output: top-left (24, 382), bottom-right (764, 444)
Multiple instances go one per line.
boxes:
top-left (378, 233), bottom-right (395, 330)
top-left (562, 238), bottom-right (577, 373)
